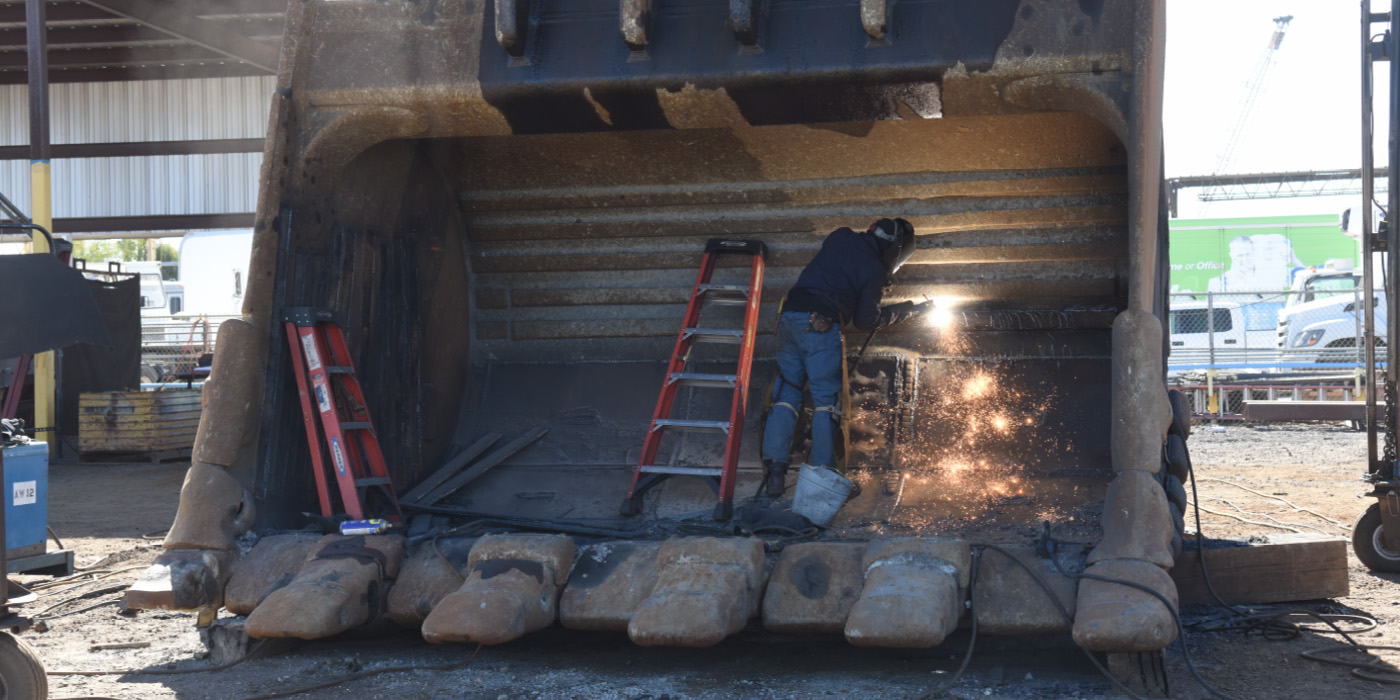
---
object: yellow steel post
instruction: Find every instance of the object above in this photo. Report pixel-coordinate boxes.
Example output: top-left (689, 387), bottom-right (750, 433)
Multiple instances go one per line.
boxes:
top-left (27, 0), bottom-right (55, 451)
top-left (30, 161), bottom-right (54, 450)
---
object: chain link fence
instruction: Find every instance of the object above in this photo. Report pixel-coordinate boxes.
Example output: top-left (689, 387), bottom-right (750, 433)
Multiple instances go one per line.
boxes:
top-left (140, 315), bottom-right (239, 384)
top-left (1169, 288), bottom-right (1381, 371)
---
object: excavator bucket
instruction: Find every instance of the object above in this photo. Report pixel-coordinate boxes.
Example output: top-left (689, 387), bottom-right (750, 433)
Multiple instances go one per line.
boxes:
top-left (129, 0), bottom-right (1180, 659)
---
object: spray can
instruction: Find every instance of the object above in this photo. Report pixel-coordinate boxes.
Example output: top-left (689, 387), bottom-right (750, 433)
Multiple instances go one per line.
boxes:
top-left (339, 518), bottom-right (391, 535)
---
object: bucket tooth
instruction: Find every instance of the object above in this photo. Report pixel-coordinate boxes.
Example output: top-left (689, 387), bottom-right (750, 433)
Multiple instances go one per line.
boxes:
top-left (628, 537), bottom-right (766, 647)
top-left (244, 535), bottom-right (405, 640)
top-left (844, 539), bottom-right (970, 648)
top-left (1072, 559), bottom-right (1179, 652)
top-left (421, 534), bottom-right (575, 645)
top-left (386, 537), bottom-right (476, 628)
top-left (559, 541), bottom-right (661, 631)
top-left (762, 542), bottom-right (867, 635)
top-left (224, 534), bottom-right (321, 616)
top-left (124, 549), bottom-right (233, 612)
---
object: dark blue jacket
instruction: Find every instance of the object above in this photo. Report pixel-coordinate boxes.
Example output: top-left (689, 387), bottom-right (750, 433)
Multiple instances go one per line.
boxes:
top-left (784, 227), bottom-right (916, 331)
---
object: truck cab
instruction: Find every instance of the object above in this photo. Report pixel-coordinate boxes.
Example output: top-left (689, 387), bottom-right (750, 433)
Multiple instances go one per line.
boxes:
top-left (1276, 261), bottom-right (1383, 361)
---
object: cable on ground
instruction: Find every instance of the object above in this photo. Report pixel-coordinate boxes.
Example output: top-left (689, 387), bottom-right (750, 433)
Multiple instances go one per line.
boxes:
top-left (911, 548), bottom-right (980, 700)
top-left (1186, 467), bottom-right (1395, 687)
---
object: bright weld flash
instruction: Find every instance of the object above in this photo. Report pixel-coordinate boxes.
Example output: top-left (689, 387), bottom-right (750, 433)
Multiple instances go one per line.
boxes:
top-left (926, 297), bottom-right (957, 329)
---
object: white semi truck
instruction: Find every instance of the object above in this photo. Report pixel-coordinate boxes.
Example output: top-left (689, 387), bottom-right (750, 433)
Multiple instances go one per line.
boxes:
top-left (1275, 259), bottom-right (1385, 362)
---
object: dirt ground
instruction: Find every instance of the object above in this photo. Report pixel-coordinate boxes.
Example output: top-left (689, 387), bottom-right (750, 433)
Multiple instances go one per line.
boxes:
top-left (14, 422), bottom-right (1400, 700)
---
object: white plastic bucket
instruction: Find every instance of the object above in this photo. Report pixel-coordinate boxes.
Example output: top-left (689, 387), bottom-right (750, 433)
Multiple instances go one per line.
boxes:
top-left (791, 464), bottom-right (853, 527)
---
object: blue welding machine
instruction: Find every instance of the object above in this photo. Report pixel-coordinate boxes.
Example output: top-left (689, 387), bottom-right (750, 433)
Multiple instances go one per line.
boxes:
top-left (0, 441), bottom-right (48, 560)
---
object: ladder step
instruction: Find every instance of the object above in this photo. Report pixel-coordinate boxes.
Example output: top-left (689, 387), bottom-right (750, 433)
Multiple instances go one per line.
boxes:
top-left (640, 465), bottom-right (724, 477)
top-left (683, 328), bottom-right (744, 344)
top-left (704, 297), bottom-right (750, 307)
top-left (325, 365), bottom-right (354, 374)
top-left (341, 421), bottom-right (372, 430)
top-left (697, 283), bottom-right (750, 296)
top-left (355, 477), bottom-right (391, 487)
top-left (668, 372), bottom-right (738, 388)
top-left (652, 419), bottom-right (731, 434)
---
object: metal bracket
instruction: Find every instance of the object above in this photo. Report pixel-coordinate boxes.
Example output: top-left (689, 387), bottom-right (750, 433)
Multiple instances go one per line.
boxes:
top-left (860, 0), bottom-right (893, 45)
top-left (1380, 489), bottom-right (1400, 553)
top-left (495, 0), bottom-right (532, 58)
top-left (727, 0), bottom-right (761, 48)
top-left (620, 0), bottom-right (653, 51)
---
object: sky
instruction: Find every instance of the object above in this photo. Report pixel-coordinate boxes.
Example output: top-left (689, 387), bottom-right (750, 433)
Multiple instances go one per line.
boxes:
top-left (1165, 0), bottom-right (1390, 219)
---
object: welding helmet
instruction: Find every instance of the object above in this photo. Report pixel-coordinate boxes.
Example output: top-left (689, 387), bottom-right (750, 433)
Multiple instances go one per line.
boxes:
top-left (870, 217), bottom-right (916, 273)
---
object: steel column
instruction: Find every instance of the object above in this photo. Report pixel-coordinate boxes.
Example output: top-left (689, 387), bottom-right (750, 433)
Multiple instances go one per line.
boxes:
top-left (26, 0), bottom-right (55, 451)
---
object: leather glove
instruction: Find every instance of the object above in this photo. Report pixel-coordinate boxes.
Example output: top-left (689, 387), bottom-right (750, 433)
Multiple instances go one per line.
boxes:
top-left (878, 300), bottom-right (922, 328)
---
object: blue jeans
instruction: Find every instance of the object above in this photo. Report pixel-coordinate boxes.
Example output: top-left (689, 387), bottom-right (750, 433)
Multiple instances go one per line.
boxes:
top-left (762, 311), bottom-right (843, 468)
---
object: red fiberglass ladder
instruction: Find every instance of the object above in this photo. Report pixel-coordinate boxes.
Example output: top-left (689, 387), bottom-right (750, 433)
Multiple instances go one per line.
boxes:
top-left (283, 307), bottom-right (402, 523)
top-left (621, 239), bottom-right (768, 521)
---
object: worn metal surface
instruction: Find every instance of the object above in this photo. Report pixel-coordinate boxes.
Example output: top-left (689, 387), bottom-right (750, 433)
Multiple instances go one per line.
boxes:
top-left (199, 0), bottom-right (1162, 529)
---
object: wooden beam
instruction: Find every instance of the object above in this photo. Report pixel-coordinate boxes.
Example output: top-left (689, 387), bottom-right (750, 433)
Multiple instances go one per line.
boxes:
top-left (53, 213), bottom-right (255, 234)
top-left (0, 138), bottom-right (265, 161)
top-left (416, 426), bottom-right (550, 506)
top-left (75, 0), bottom-right (279, 72)
top-left (1171, 533), bottom-right (1350, 606)
top-left (0, 62), bottom-right (268, 85)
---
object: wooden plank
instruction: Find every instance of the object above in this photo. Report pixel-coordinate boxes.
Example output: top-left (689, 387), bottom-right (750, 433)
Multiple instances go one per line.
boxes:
top-left (1171, 533), bottom-right (1349, 606)
top-left (399, 432), bottom-right (502, 505)
top-left (416, 425), bottom-right (550, 506)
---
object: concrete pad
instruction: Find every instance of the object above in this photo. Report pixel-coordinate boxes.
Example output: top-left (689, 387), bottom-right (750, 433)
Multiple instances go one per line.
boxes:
top-left (1072, 559), bottom-right (1179, 652)
top-left (762, 542), bottom-right (866, 635)
top-left (560, 541), bottom-right (660, 632)
top-left (1088, 470), bottom-right (1175, 569)
top-left (245, 535), bottom-right (405, 640)
top-left (225, 533), bottom-right (320, 615)
top-left (421, 534), bottom-right (575, 645)
top-left (844, 538), bottom-right (968, 648)
top-left (1110, 308), bottom-right (1171, 475)
top-left (973, 545), bottom-right (1080, 635)
top-left (628, 537), bottom-right (766, 647)
top-left (386, 537), bottom-right (475, 628)
top-left (124, 548), bottom-right (233, 611)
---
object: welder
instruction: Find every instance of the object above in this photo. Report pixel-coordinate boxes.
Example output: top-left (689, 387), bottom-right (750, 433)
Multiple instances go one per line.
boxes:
top-left (762, 218), bottom-right (929, 497)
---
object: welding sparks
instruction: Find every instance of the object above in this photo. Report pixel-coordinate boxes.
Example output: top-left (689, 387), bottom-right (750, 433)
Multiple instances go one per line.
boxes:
top-left (925, 296), bottom-right (959, 330)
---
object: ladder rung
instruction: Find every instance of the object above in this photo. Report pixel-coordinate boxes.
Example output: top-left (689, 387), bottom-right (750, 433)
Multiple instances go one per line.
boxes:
top-left (341, 421), bottom-right (372, 430)
top-left (704, 297), bottom-right (749, 307)
top-left (640, 465), bottom-right (724, 477)
top-left (697, 284), bottom-right (750, 296)
top-left (325, 365), bottom-right (354, 374)
top-left (669, 372), bottom-right (738, 388)
top-left (652, 419), bottom-right (731, 434)
top-left (355, 477), bottom-right (391, 487)
top-left (683, 328), bottom-right (744, 344)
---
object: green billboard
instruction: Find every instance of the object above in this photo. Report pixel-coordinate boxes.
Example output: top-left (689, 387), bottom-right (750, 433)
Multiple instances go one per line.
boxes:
top-left (1169, 214), bottom-right (1359, 295)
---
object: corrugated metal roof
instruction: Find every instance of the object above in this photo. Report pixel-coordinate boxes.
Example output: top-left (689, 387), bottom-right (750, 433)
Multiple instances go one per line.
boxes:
top-left (0, 0), bottom-right (284, 85)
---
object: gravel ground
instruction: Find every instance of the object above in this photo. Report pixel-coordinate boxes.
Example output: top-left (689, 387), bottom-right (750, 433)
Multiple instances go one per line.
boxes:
top-left (14, 423), bottom-right (1400, 700)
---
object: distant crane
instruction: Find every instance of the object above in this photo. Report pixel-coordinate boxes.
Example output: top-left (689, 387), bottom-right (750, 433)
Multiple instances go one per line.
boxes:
top-left (1203, 15), bottom-right (1293, 207)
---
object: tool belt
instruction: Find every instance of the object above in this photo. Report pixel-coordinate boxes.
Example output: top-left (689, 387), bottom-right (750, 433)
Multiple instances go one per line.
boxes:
top-left (806, 312), bottom-right (835, 333)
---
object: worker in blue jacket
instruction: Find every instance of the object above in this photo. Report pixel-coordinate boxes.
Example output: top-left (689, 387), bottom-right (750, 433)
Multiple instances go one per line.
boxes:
top-left (762, 218), bottom-right (928, 497)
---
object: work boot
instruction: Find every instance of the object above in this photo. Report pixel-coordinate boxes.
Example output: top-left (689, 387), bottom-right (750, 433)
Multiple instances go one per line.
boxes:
top-left (764, 461), bottom-right (789, 498)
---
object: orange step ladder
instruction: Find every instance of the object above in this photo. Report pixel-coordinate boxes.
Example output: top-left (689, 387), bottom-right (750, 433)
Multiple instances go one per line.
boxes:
top-left (621, 239), bottom-right (767, 521)
top-left (283, 307), bottom-right (402, 523)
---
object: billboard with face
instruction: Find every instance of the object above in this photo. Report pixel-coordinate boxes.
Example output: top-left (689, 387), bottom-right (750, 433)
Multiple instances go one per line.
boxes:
top-left (1169, 214), bottom-right (1359, 295)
